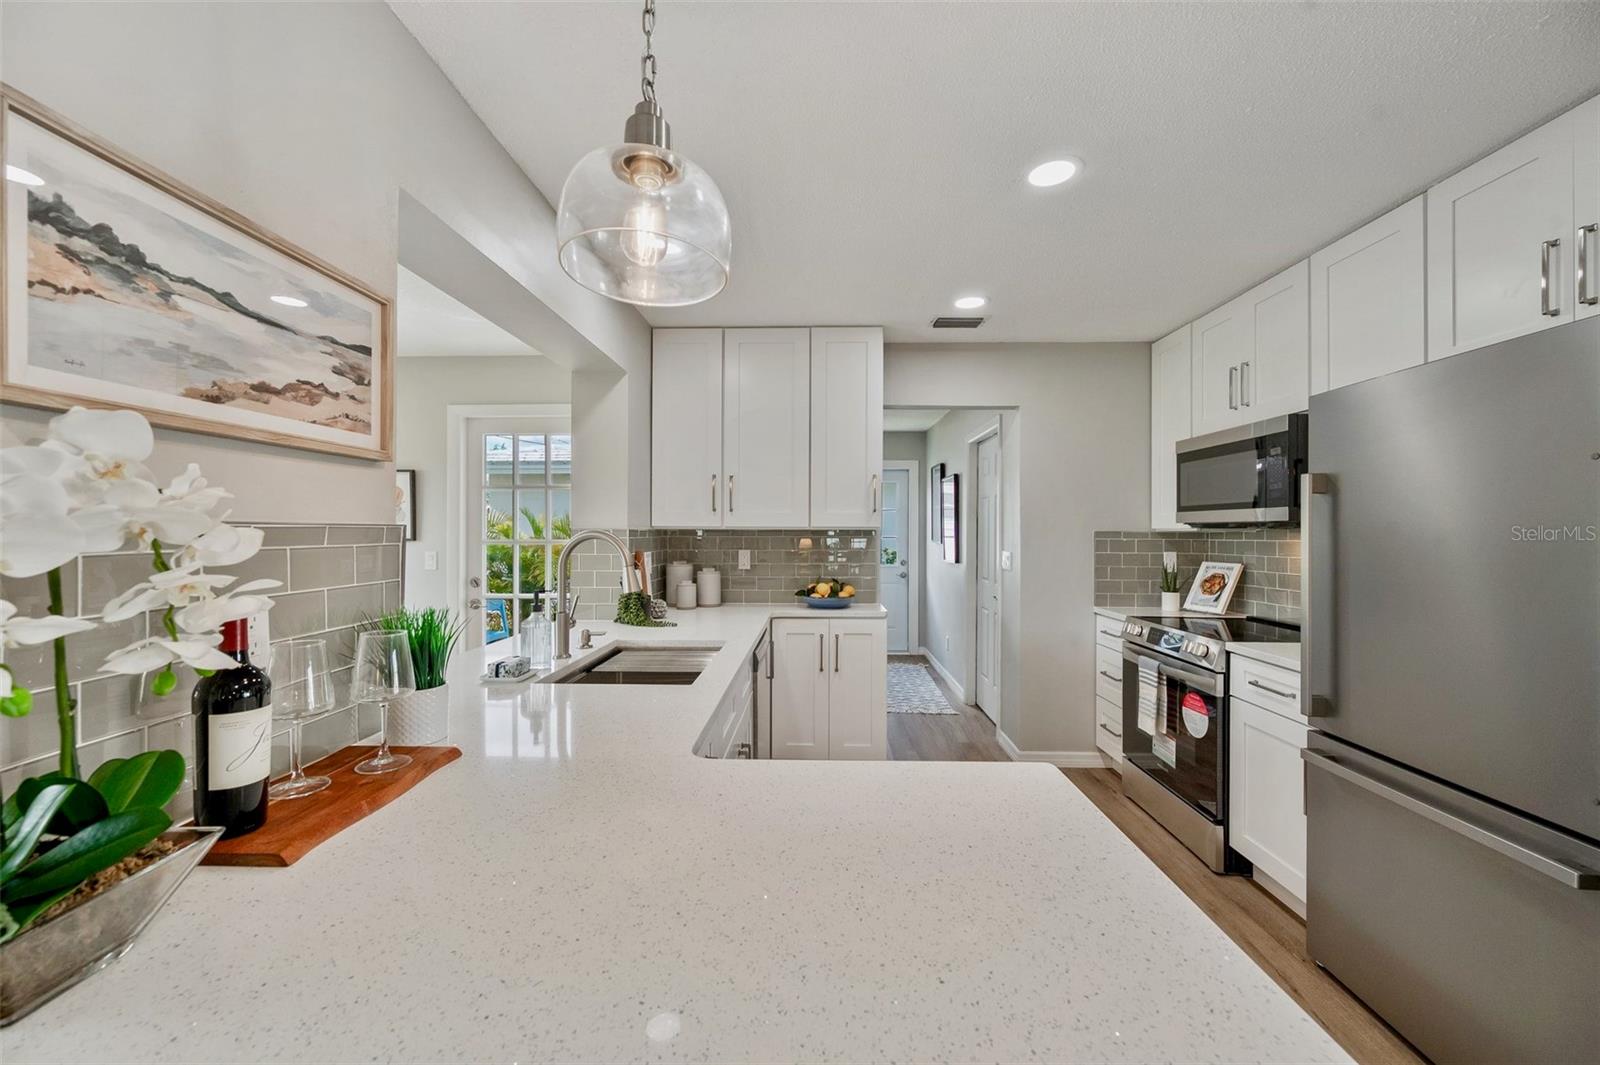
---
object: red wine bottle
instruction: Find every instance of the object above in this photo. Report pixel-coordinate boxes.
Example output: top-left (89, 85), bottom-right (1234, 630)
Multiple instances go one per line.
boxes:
top-left (193, 618), bottom-right (271, 838)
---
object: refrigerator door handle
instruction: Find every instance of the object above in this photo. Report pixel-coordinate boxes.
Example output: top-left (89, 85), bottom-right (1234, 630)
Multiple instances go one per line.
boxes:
top-left (1300, 472), bottom-right (1335, 718)
top-left (1302, 749), bottom-right (1600, 890)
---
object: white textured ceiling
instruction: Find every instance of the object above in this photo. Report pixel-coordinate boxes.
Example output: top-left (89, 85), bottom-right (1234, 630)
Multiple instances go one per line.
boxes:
top-left (884, 408), bottom-right (950, 432)
top-left (393, 2), bottom-right (1600, 343)
top-left (396, 265), bottom-right (541, 358)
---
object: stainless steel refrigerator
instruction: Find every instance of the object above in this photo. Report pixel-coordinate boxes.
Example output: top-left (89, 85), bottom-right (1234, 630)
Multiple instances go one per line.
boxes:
top-left (1302, 316), bottom-right (1599, 1065)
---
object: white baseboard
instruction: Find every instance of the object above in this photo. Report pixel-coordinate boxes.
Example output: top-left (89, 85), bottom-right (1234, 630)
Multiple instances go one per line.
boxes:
top-left (917, 646), bottom-right (964, 698)
top-left (995, 727), bottom-right (1112, 768)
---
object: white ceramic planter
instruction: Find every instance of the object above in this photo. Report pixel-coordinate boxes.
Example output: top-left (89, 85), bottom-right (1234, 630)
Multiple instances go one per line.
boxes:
top-left (1161, 591), bottom-right (1182, 614)
top-left (388, 684), bottom-right (449, 745)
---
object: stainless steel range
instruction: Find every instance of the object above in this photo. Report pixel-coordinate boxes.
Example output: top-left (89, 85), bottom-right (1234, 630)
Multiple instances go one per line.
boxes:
top-left (1119, 614), bottom-right (1299, 873)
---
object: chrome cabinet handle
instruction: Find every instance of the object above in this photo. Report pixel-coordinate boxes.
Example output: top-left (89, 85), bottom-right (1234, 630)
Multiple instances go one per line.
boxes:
top-left (1541, 238), bottom-right (1561, 317)
top-left (870, 473), bottom-right (880, 514)
top-left (1580, 223), bottom-right (1598, 306)
top-left (728, 474), bottom-right (735, 512)
top-left (711, 473), bottom-right (718, 512)
top-left (1228, 365), bottom-right (1237, 410)
top-left (1098, 670), bottom-right (1120, 682)
top-left (1302, 750), bottom-right (1600, 890)
top-left (834, 633), bottom-right (840, 672)
top-left (818, 633), bottom-right (824, 672)
top-left (1240, 360), bottom-right (1250, 406)
top-left (1247, 678), bottom-right (1296, 700)
top-left (1098, 721), bottom-right (1122, 740)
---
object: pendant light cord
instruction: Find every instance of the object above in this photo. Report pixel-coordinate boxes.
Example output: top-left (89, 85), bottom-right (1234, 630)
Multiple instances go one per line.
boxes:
top-left (640, 0), bottom-right (658, 108)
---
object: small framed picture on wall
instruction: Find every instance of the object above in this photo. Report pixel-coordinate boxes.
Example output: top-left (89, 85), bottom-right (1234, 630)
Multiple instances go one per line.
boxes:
top-left (395, 469), bottom-right (417, 541)
top-left (1183, 560), bottom-right (1243, 614)
top-left (930, 463), bottom-right (945, 544)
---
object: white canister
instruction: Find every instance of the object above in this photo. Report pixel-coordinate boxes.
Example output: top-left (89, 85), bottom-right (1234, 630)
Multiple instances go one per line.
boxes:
top-left (665, 561), bottom-right (694, 592)
top-left (696, 567), bottom-right (722, 607)
top-left (675, 580), bottom-right (698, 609)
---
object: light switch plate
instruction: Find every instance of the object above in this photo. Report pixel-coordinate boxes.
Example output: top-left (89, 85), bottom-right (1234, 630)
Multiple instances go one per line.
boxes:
top-left (424, 550), bottom-right (438, 571)
top-left (737, 549), bottom-right (751, 571)
top-left (1000, 550), bottom-right (1013, 571)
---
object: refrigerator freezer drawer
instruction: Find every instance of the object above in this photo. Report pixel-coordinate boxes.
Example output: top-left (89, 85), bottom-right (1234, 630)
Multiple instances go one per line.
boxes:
top-left (1306, 735), bottom-right (1600, 1065)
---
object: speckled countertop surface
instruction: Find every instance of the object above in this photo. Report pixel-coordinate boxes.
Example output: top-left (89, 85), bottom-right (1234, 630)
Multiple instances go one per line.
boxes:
top-left (4, 604), bottom-right (1345, 1064)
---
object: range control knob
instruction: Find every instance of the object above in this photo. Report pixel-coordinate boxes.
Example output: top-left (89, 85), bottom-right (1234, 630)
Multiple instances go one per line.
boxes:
top-left (1193, 643), bottom-right (1211, 659)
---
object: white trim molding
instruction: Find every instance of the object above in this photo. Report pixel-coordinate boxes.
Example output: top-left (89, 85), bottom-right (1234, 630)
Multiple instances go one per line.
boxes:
top-left (918, 645), bottom-right (964, 700)
top-left (996, 727), bottom-right (1112, 768)
top-left (882, 458), bottom-right (920, 652)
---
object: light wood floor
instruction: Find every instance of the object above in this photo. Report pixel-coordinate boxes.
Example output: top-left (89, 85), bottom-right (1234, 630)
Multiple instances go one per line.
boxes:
top-left (1063, 767), bottom-right (1428, 1065)
top-left (885, 654), bottom-right (1009, 761)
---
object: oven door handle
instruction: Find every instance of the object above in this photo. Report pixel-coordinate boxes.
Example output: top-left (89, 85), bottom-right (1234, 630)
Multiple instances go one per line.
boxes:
top-left (1121, 645), bottom-right (1224, 696)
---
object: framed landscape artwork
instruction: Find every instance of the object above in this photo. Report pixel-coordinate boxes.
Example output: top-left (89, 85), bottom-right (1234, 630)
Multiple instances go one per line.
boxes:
top-left (1, 86), bottom-right (393, 459)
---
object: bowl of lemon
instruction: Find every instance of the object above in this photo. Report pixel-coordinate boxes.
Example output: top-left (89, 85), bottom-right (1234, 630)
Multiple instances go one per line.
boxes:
top-left (795, 578), bottom-right (857, 609)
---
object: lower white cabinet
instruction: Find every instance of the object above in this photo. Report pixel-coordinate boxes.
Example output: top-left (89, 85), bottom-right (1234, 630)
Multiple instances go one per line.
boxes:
top-left (770, 616), bottom-right (886, 759)
top-left (1229, 691), bottom-right (1309, 908)
top-left (1095, 696), bottom-right (1122, 766)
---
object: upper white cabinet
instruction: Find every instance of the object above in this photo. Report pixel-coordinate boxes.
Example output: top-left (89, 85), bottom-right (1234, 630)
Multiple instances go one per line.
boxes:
top-left (1426, 99), bottom-right (1598, 358)
top-left (1577, 96), bottom-right (1600, 322)
top-left (723, 328), bottom-right (810, 527)
top-left (1310, 196), bottom-right (1426, 394)
top-left (1191, 260), bottom-right (1309, 436)
top-left (1149, 324), bottom-right (1192, 530)
top-left (809, 327), bottom-right (884, 528)
top-left (651, 329), bottom-right (723, 528)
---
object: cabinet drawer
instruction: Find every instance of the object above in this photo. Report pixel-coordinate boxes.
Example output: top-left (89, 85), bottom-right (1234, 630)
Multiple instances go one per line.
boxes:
top-left (1095, 695), bottom-right (1122, 762)
top-left (1093, 612), bottom-right (1125, 649)
top-left (1094, 646), bottom-right (1123, 704)
top-left (1229, 654), bottom-right (1302, 719)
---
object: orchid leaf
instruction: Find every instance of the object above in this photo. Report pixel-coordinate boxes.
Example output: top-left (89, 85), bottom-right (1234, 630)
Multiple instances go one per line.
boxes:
top-left (1, 885), bottom-right (75, 942)
top-left (0, 783), bottom-right (75, 881)
top-left (13, 773), bottom-right (108, 834)
top-left (94, 750), bottom-right (185, 814)
top-left (2, 807), bottom-right (170, 903)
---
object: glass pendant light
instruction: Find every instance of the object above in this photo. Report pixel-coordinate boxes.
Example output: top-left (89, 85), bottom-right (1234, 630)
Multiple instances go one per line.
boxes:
top-left (556, 0), bottom-right (731, 307)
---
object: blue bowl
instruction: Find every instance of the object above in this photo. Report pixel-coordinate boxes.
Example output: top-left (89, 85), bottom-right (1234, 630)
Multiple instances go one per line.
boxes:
top-left (803, 597), bottom-right (853, 609)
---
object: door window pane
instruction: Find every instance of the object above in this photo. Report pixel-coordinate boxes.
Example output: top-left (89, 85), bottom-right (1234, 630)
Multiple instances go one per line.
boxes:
top-left (549, 488), bottom-right (572, 539)
top-left (484, 598), bottom-right (512, 644)
top-left (519, 544), bottom-right (546, 594)
top-left (485, 545), bottom-right (513, 594)
top-left (549, 434), bottom-right (572, 485)
top-left (485, 435), bottom-right (513, 487)
top-left (516, 435), bottom-right (546, 486)
top-left (484, 490), bottom-right (514, 539)
top-left (515, 490), bottom-right (544, 539)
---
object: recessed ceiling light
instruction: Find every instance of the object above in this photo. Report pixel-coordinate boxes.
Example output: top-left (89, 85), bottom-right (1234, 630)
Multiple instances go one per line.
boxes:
top-left (271, 295), bottom-right (309, 308)
top-left (953, 295), bottom-right (987, 310)
top-left (1027, 158), bottom-right (1080, 188)
top-left (5, 165), bottom-right (45, 187)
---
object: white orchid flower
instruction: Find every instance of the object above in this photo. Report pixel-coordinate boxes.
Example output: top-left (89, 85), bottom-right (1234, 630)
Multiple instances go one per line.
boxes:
top-left (40, 407), bottom-right (155, 503)
top-left (101, 634), bottom-right (237, 676)
top-left (173, 583), bottom-right (278, 635)
top-left (178, 523), bottom-right (265, 568)
top-left (99, 478), bottom-right (220, 548)
top-left (162, 464), bottom-right (231, 513)
top-left (0, 598), bottom-right (98, 647)
top-left (100, 565), bottom-right (241, 623)
top-left (0, 473), bottom-right (86, 577)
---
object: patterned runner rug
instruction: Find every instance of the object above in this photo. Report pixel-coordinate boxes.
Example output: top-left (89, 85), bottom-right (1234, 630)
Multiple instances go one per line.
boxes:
top-left (887, 661), bottom-right (959, 714)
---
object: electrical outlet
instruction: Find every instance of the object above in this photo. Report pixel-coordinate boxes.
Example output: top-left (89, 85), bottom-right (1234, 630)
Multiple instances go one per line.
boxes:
top-left (1000, 550), bottom-right (1013, 571)
top-left (247, 609), bottom-right (271, 668)
top-left (424, 550), bottom-right (438, 571)
top-left (737, 549), bottom-right (751, 571)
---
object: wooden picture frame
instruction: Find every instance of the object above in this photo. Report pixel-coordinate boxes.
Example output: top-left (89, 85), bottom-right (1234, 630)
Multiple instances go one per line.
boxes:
top-left (940, 473), bottom-right (960, 563)
top-left (395, 469), bottom-right (417, 541)
top-left (1, 84), bottom-right (393, 460)
top-left (929, 463), bottom-right (945, 544)
top-left (1183, 560), bottom-right (1244, 614)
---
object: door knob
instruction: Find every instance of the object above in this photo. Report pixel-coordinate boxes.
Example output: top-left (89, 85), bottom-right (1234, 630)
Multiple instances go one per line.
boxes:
top-left (468, 598), bottom-right (482, 609)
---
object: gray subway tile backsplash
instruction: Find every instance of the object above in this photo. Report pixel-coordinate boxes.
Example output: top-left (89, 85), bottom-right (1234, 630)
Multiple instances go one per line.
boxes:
top-left (1, 524), bottom-right (406, 811)
top-left (1092, 527), bottom-right (1302, 622)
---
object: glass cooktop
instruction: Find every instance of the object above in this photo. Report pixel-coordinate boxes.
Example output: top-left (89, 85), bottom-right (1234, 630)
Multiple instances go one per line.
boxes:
top-left (1131, 615), bottom-right (1301, 643)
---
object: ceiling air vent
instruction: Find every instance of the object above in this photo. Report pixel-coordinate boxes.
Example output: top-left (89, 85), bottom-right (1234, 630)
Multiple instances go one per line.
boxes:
top-left (930, 316), bottom-right (985, 329)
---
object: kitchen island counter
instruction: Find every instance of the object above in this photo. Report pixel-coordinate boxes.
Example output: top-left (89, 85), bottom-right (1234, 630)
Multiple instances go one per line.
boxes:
top-left (4, 605), bottom-right (1345, 1064)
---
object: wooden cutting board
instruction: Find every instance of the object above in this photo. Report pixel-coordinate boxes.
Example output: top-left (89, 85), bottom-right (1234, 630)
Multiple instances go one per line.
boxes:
top-left (201, 745), bottom-right (461, 867)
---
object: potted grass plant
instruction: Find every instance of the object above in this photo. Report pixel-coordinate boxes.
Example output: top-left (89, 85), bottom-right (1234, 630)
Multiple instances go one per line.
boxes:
top-left (0, 407), bottom-right (277, 1023)
top-left (1160, 560), bottom-right (1184, 614)
top-left (360, 607), bottom-right (462, 746)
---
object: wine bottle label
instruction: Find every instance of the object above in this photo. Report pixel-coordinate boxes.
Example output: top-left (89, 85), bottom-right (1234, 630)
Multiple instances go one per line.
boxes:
top-left (207, 704), bottom-right (273, 790)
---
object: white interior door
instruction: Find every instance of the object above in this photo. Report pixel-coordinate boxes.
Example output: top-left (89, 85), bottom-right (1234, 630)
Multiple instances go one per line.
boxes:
top-left (878, 467), bottom-right (912, 652)
top-left (464, 417), bottom-right (571, 654)
top-left (974, 433), bottom-right (1001, 721)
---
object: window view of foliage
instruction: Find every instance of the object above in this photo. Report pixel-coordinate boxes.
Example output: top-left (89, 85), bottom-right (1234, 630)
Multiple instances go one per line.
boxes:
top-left (485, 504), bottom-right (572, 597)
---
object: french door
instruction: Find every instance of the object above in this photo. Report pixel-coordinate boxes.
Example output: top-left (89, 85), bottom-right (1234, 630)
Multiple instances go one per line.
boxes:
top-left (464, 417), bottom-right (571, 652)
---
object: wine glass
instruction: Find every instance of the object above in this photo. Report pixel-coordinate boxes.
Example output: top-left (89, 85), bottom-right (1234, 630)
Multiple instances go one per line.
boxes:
top-left (268, 639), bottom-right (335, 800)
top-left (353, 630), bottom-right (415, 775)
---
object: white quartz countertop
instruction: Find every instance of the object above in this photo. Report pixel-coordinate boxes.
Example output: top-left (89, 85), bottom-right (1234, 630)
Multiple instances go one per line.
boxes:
top-left (5, 604), bottom-right (1345, 1064)
top-left (1227, 641), bottom-right (1303, 671)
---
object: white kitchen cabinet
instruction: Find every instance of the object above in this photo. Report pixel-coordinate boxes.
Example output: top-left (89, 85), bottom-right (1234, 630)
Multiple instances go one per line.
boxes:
top-left (770, 616), bottom-right (886, 760)
top-left (723, 328), bottom-right (811, 527)
top-left (809, 327), bottom-right (884, 528)
top-left (1229, 659), bottom-right (1309, 912)
top-left (1426, 105), bottom-right (1582, 359)
top-left (1149, 324), bottom-right (1192, 529)
top-left (651, 329), bottom-right (724, 528)
top-left (1577, 95), bottom-right (1600, 322)
top-left (1095, 695), bottom-right (1122, 767)
top-left (1190, 260), bottom-right (1308, 435)
top-left (1310, 196), bottom-right (1426, 394)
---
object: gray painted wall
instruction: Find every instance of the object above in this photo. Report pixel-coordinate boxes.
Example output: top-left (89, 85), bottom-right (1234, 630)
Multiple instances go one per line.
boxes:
top-left (885, 342), bottom-right (1151, 755)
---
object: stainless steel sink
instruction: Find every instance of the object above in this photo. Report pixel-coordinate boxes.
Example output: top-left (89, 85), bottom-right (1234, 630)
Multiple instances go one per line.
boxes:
top-left (542, 645), bottom-right (720, 686)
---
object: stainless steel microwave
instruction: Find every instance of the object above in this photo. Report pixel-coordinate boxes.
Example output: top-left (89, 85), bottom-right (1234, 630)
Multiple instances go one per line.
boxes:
top-left (1174, 413), bottom-right (1307, 526)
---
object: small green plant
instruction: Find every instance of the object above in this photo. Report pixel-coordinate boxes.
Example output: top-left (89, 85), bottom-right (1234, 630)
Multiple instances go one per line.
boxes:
top-left (0, 751), bottom-right (184, 942)
top-left (1160, 561), bottom-right (1183, 594)
top-left (361, 607), bottom-right (463, 690)
top-left (616, 591), bottom-right (674, 627)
